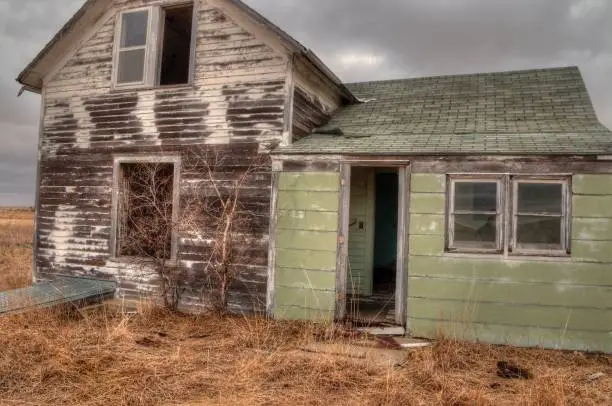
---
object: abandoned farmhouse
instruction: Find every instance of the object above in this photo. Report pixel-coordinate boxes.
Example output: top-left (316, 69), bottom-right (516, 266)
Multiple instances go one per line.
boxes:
top-left (14, 0), bottom-right (612, 353)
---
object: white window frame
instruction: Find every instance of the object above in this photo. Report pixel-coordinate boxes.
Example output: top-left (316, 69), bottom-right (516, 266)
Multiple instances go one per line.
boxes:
top-left (112, 7), bottom-right (161, 89)
top-left (112, 3), bottom-right (197, 89)
top-left (447, 176), bottom-right (504, 253)
top-left (511, 177), bottom-right (571, 256)
top-left (110, 155), bottom-right (182, 263)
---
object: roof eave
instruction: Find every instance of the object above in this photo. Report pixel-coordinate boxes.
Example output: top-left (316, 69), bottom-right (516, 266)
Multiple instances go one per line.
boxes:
top-left (16, 0), bottom-right (99, 92)
top-left (17, 0), bottom-right (358, 101)
top-left (228, 0), bottom-right (358, 102)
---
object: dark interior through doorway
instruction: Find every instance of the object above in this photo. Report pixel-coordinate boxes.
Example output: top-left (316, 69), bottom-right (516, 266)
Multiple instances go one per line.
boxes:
top-left (347, 168), bottom-right (399, 326)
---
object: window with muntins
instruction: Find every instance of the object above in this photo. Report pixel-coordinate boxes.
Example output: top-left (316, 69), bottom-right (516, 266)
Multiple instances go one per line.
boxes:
top-left (446, 175), bottom-right (570, 256)
top-left (448, 179), bottom-right (502, 252)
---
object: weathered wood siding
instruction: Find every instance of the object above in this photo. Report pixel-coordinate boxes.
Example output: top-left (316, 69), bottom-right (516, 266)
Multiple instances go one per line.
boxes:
top-left (407, 172), bottom-right (612, 352)
top-left (273, 172), bottom-right (340, 320)
top-left (291, 60), bottom-right (342, 142)
top-left (37, 0), bottom-right (293, 313)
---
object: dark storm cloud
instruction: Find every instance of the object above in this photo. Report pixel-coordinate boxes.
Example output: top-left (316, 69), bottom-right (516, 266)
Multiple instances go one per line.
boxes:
top-left (0, 0), bottom-right (610, 206)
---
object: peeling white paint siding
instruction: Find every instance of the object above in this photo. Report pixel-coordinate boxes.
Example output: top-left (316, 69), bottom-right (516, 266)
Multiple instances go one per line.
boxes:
top-left (35, 0), bottom-right (316, 314)
top-left (46, 204), bottom-right (78, 266)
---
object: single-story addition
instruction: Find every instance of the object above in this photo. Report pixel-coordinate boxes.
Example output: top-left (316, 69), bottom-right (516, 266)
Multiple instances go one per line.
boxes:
top-left (15, 0), bottom-right (612, 352)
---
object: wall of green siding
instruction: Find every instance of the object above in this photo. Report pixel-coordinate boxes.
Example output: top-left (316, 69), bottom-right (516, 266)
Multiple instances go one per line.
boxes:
top-left (407, 173), bottom-right (612, 353)
top-left (274, 172), bottom-right (340, 321)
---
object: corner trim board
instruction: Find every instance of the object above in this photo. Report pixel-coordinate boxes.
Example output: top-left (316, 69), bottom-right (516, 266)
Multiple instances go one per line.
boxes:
top-left (266, 171), bottom-right (280, 316)
top-left (335, 164), bottom-right (350, 320)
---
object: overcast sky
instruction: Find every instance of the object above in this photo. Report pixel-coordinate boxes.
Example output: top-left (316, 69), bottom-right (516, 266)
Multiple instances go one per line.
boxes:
top-left (0, 0), bottom-right (610, 206)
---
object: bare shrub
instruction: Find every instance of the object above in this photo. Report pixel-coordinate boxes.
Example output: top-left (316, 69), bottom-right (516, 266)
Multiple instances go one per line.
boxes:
top-left (116, 150), bottom-right (267, 312)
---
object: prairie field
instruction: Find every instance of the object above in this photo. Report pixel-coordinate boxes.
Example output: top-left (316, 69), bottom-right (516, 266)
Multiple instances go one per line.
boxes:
top-left (0, 208), bottom-right (610, 406)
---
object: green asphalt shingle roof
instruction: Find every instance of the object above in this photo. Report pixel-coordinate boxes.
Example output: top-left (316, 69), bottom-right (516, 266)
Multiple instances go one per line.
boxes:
top-left (277, 66), bottom-right (612, 155)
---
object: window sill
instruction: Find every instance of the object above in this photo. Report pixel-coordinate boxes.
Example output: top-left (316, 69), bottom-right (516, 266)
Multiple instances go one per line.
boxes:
top-left (443, 252), bottom-right (572, 262)
top-left (110, 83), bottom-right (196, 94)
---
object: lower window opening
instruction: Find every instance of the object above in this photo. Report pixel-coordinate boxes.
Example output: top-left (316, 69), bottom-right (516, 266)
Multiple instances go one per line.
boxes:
top-left (117, 162), bottom-right (175, 260)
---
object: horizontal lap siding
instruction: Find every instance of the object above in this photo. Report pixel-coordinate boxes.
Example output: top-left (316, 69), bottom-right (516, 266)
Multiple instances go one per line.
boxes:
top-left (38, 0), bottom-right (291, 315)
top-left (274, 172), bottom-right (340, 321)
top-left (347, 169), bottom-right (374, 296)
top-left (291, 59), bottom-right (342, 142)
top-left (407, 173), bottom-right (612, 352)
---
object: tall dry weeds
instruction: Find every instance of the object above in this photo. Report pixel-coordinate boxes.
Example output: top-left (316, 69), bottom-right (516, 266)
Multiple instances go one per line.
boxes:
top-left (0, 208), bottom-right (34, 290)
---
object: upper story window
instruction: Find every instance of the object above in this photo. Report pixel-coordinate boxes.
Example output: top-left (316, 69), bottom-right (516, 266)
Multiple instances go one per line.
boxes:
top-left (447, 175), bottom-right (570, 256)
top-left (113, 4), bottom-right (195, 89)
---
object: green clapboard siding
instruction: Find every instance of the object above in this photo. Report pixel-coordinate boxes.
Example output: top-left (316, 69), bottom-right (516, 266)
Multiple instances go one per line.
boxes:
top-left (274, 305), bottom-right (335, 322)
top-left (573, 174), bottom-right (612, 195)
top-left (409, 319), bottom-right (612, 353)
top-left (412, 174), bottom-right (446, 193)
top-left (410, 214), bottom-right (445, 235)
top-left (407, 173), bottom-right (612, 353)
top-left (276, 268), bottom-right (337, 290)
top-left (572, 217), bottom-right (612, 241)
top-left (277, 210), bottom-right (339, 232)
top-left (276, 229), bottom-right (338, 252)
top-left (278, 190), bottom-right (339, 212)
top-left (410, 297), bottom-right (612, 332)
top-left (279, 172), bottom-right (341, 192)
top-left (274, 172), bottom-right (339, 321)
top-left (410, 193), bottom-right (446, 214)
top-left (573, 195), bottom-right (612, 218)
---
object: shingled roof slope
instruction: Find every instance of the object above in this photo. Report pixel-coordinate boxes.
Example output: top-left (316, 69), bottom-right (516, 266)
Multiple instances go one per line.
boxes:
top-left (277, 66), bottom-right (612, 155)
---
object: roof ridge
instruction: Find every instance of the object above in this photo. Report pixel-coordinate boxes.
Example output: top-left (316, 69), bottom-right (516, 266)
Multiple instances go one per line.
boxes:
top-left (345, 65), bottom-right (580, 87)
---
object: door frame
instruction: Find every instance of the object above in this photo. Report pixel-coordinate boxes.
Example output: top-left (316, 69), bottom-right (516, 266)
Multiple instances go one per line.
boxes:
top-left (335, 159), bottom-right (411, 325)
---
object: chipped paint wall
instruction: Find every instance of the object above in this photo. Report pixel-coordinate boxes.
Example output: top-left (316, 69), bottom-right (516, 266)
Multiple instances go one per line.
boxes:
top-left (37, 0), bottom-right (298, 314)
top-left (291, 59), bottom-right (343, 142)
top-left (407, 173), bottom-right (612, 353)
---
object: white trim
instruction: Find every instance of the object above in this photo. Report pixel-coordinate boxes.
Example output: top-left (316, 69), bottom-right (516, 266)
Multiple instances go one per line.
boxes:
top-left (447, 176), bottom-right (504, 253)
top-left (445, 174), bottom-right (572, 258)
top-left (112, 6), bottom-right (158, 89)
top-left (510, 177), bottom-right (570, 256)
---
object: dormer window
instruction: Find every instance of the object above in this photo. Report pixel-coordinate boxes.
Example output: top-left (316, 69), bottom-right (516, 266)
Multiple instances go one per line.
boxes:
top-left (113, 4), bottom-right (195, 89)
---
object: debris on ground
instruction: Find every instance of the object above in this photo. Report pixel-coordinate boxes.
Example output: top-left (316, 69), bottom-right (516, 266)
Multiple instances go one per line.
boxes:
top-left (497, 361), bottom-right (534, 379)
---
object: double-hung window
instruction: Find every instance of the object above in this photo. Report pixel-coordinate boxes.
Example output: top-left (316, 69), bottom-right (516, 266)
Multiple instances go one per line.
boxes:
top-left (512, 179), bottom-right (569, 253)
top-left (447, 175), bottom-right (570, 256)
top-left (113, 4), bottom-right (195, 88)
top-left (448, 178), bottom-right (503, 252)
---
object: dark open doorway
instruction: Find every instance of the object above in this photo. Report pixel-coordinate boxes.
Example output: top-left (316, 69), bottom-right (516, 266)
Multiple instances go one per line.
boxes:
top-left (346, 168), bottom-right (400, 326)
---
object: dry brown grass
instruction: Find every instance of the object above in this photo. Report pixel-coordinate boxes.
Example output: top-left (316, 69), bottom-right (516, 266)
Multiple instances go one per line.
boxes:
top-left (0, 209), bottom-right (610, 406)
top-left (0, 208), bottom-right (34, 290)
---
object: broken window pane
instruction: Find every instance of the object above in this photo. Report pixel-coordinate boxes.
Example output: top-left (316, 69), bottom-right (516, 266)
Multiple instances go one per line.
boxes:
top-left (454, 182), bottom-right (497, 212)
top-left (454, 214), bottom-right (497, 244)
top-left (517, 183), bottom-right (563, 214)
top-left (159, 5), bottom-right (194, 85)
top-left (121, 10), bottom-right (149, 47)
top-left (516, 216), bottom-right (562, 245)
top-left (514, 182), bottom-right (565, 251)
top-left (117, 49), bottom-right (146, 83)
top-left (450, 180), bottom-right (500, 250)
